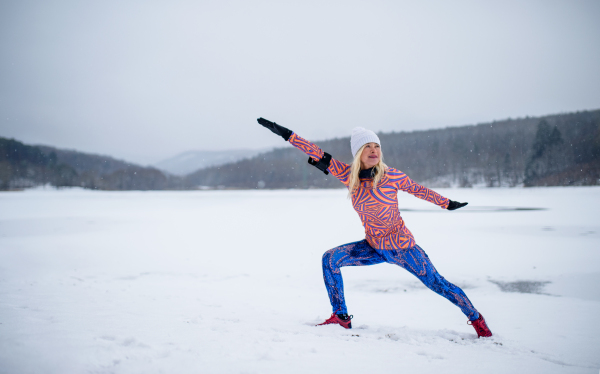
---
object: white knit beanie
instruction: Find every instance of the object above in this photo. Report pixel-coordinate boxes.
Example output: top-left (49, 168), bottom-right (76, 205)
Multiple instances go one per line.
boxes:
top-left (351, 127), bottom-right (381, 158)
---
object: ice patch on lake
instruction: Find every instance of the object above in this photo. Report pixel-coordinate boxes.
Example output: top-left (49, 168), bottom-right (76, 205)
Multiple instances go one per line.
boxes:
top-left (489, 280), bottom-right (551, 294)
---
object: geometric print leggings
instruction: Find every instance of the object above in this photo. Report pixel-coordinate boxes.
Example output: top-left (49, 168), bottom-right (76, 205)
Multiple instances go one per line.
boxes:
top-left (322, 239), bottom-right (480, 321)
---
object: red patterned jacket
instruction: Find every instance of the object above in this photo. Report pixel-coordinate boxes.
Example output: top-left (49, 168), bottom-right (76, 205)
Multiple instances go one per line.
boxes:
top-left (288, 132), bottom-right (450, 250)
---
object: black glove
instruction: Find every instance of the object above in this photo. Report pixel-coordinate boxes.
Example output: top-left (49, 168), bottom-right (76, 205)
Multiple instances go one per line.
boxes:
top-left (257, 118), bottom-right (293, 141)
top-left (447, 200), bottom-right (468, 211)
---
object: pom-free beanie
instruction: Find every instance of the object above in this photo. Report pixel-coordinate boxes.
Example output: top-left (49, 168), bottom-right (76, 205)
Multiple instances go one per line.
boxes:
top-left (351, 127), bottom-right (381, 158)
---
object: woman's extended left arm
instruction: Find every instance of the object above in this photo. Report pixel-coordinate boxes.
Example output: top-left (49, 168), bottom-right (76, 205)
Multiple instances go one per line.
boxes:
top-left (387, 168), bottom-right (467, 210)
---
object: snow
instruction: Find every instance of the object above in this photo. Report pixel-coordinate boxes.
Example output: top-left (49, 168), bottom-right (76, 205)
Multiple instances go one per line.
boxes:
top-left (0, 187), bottom-right (599, 373)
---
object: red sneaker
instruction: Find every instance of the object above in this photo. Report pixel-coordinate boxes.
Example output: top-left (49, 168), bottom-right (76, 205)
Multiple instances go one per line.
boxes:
top-left (317, 313), bottom-right (353, 329)
top-left (468, 314), bottom-right (492, 338)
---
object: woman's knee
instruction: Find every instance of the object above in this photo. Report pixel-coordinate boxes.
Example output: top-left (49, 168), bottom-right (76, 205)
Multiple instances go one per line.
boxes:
top-left (322, 248), bottom-right (337, 268)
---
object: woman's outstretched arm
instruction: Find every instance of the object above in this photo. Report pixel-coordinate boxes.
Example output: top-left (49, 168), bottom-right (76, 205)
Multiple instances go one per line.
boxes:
top-left (387, 168), bottom-right (468, 210)
top-left (257, 118), bottom-right (351, 186)
top-left (387, 167), bottom-right (455, 209)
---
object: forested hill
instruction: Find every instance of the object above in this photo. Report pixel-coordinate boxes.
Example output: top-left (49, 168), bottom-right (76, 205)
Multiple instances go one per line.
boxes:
top-left (0, 139), bottom-right (182, 190)
top-left (2, 109), bottom-right (598, 191)
top-left (184, 110), bottom-right (600, 189)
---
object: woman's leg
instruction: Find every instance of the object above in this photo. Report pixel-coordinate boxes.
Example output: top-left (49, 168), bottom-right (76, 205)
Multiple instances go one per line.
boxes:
top-left (322, 240), bottom-right (385, 314)
top-left (378, 245), bottom-right (479, 321)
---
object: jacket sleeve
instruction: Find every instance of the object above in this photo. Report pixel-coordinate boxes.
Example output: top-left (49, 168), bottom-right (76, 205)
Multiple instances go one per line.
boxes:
top-left (387, 168), bottom-right (449, 208)
top-left (288, 132), bottom-right (351, 186)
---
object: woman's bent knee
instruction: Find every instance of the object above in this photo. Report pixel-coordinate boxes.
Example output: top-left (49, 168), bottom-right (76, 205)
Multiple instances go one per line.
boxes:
top-left (322, 249), bottom-right (335, 267)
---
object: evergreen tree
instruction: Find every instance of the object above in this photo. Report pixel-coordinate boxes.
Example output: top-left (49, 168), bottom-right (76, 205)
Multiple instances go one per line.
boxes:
top-left (524, 120), bottom-right (565, 186)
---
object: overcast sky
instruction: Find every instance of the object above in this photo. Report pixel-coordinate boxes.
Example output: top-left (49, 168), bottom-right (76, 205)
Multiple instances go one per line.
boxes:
top-left (1, 0), bottom-right (599, 165)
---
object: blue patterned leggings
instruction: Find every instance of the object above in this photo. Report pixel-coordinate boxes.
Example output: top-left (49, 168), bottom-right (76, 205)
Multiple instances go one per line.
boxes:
top-left (322, 240), bottom-right (479, 321)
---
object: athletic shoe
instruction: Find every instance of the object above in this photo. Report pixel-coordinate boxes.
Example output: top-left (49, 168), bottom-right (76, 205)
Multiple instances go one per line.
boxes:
top-left (468, 314), bottom-right (492, 338)
top-left (317, 312), bottom-right (353, 329)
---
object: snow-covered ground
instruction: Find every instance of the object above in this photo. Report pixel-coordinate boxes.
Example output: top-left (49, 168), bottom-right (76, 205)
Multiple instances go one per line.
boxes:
top-left (1, 187), bottom-right (599, 374)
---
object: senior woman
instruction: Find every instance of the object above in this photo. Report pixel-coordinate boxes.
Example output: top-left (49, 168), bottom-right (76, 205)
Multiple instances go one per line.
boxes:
top-left (256, 118), bottom-right (492, 338)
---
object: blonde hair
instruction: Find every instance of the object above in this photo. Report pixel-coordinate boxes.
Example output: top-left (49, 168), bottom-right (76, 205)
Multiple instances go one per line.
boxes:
top-left (347, 143), bottom-right (388, 198)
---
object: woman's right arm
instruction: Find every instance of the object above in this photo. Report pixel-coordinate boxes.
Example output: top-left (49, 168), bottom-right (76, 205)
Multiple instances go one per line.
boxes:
top-left (257, 118), bottom-right (350, 186)
top-left (288, 132), bottom-right (351, 186)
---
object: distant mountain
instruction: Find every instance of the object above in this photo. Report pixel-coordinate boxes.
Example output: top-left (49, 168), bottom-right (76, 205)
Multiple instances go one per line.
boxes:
top-left (154, 149), bottom-right (270, 176)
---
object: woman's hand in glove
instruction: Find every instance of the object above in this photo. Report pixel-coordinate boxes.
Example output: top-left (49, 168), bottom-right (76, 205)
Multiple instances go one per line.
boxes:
top-left (257, 118), bottom-right (293, 141)
top-left (447, 200), bottom-right (468, 210)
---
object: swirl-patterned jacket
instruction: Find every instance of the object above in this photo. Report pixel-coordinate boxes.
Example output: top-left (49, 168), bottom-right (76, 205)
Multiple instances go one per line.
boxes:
top-left (288, 132), bottom-right (450, 250)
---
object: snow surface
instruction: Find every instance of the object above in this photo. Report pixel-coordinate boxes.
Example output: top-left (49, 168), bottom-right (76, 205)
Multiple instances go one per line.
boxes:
top-left (1, 187), bottom-right (599, 373)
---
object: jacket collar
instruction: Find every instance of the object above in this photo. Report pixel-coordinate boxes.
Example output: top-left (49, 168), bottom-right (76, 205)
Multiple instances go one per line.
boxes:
top-left (359, 167), bottom-right (375, 179)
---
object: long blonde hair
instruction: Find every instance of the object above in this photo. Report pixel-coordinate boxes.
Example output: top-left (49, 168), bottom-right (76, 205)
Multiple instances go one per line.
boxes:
top-left (347, 144), bottom-right (388, 198)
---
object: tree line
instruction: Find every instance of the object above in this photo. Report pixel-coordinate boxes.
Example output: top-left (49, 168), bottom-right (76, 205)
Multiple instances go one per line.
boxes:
top-left (184, 110), bottom-right (600, 189)
top-left (0, 139), bottom-right (180, 190)
top-left (1, 109), bottom-right (598, 191)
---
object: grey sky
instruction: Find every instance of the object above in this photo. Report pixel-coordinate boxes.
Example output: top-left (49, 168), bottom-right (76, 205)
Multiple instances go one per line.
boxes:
top-left (1, 0), bottom-right (599, 165)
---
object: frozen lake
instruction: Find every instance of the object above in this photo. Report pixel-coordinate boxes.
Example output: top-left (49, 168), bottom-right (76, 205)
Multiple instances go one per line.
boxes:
top-left (1, 187), bottom-right (599, 373)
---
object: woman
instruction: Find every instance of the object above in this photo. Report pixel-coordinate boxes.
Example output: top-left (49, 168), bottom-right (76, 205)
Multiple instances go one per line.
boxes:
top-left (256, 118), bottom-right (492, 338)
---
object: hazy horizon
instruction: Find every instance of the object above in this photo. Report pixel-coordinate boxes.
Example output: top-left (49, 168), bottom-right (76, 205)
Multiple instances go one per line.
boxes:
top-left (2, 0), bottom-right (599, 165)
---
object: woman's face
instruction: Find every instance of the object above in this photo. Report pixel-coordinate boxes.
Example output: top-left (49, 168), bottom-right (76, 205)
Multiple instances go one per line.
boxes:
top-left (360, 142), bottom-right (381, 169)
